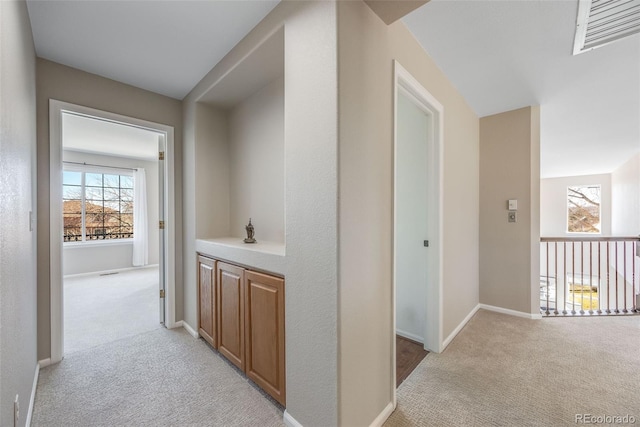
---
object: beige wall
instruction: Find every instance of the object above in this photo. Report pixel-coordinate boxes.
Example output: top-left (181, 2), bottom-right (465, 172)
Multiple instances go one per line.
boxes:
top-left (0, 1), bottom-right (38, 425)
top-left (36, 59), bottom-right (183, 360)
top-left (479, 106), bottom-right (540, 315)
top-left (229, 76), bottom-right (284, 243)
top-left (338, 2), bottom-right (480, 424)
top-left (612, 152), bottom-right (640, 236)
top-left (183, 2), bottom-right (338, 425)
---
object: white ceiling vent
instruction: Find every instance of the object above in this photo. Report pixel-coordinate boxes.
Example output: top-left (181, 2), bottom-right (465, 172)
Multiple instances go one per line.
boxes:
top-left (573, 0), bottom-right (640, 54)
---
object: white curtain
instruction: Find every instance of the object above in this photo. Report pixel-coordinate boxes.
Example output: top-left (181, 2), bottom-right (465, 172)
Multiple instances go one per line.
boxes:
top-left (132, 168), bottom-right (148, 266)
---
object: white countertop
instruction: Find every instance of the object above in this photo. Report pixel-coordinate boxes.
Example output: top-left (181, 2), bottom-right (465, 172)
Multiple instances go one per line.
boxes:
top-left (196, 237), bottom-right (286, 275)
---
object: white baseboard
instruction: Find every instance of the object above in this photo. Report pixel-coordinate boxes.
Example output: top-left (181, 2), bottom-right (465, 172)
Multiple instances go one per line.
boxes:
top-left (26, 363), bottom-right (40, 426)
top-left (63, 264), bottom-right (159, 279)
top-left (443, 304), bottom-right (480, 350)
top-left (283, 410), bottom-right (303, 427)
top-left (175, 320), bottom-right (198, 338)
top-left (479, 304), bottom-right (542, 320)
top-left (369, 402), bottom-right (394, 427)
top-left (395, 328), bottom-right (424, 344)
top-left (38, 358), bottom-right (51, 369)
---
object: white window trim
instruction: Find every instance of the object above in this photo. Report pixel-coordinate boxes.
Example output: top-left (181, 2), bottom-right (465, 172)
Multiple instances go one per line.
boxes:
top-left (566, 184), bottom-right (602, 234)
top-left (63, 166), bottom-right (135, 244)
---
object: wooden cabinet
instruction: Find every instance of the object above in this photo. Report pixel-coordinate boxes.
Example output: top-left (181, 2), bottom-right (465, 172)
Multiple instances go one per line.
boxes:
top-left (197, 254), bottom-right (285, 405)
top-left (216, 262), bottom-right (245, 371)
top-left (245, 270), bottom-right (286, 405)
top-left (197, 256), bottom-right (216, 348)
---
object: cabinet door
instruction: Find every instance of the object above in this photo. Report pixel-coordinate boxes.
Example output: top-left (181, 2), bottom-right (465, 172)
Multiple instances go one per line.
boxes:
top-left (197, 256), bottom-right (216, 348)
top-left (217, 262), bottom-right (245, 370)
top-left (245, 270), bottom-right (285, 405)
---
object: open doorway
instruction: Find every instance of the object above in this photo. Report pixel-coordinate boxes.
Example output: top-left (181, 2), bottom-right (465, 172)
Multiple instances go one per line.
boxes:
top-left (49, 100), bottom-right (177, 363)
top-left (393, 61), bottom-right (443, 393)
top-left (61, 113), bottom-right (162, 354)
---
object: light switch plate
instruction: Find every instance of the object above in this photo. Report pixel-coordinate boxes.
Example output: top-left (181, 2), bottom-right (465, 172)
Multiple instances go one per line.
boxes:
top-left (508, 211), bottom-right (517, 223)
top-left (508, 199), bottom-right (518, 210)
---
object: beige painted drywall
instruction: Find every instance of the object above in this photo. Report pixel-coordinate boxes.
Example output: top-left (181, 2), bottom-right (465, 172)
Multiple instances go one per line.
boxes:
top-left (0, 1), bottom-right (38, 425)
top-left (62, 151), bottom-right (160, 275)
top-left (183, 2), bottom-right (338, 425)
top-left (36, 59), bottom-right (183, 361)
top-left (541, 174), bottom-right (612, 237)
top-left (229, 76), bottom-right (284, 243)
top-left (337, 1), bottom-right (480, 424)
top-left (612, 152), bottom-right (640, 236)
top-left (479, 106), bottom-right (540, 315)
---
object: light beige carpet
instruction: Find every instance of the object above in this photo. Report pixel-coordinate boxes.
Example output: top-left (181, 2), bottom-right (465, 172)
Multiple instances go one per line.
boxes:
top-left (64, 266), bottom-right (160, 354)
top-left (385, 309), bottom-right (640, 427)
top-left (32, 327), bottom-right (284, 427)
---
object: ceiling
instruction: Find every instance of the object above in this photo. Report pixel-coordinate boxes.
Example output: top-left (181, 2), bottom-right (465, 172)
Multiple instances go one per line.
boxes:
top-left (27, 0), bottom-right (639, 178)
top-left (26, 0), bottom-right (279, 100)
top-left (403, 0), bottom-right (640, 178)
top-left (62, 113), bottom-right (161, 160)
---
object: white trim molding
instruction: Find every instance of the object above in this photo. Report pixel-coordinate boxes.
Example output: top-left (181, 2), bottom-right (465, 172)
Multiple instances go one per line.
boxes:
top-left (479, 304), bottom-right (543, 320)
top-left (369, 402), bottom-right (394, 427)
top-left (443, 304), bottom-right (481, 350)
top-left (174, 320), bottom-right (199, 338)
top-left (395, 329), bottom-right (424, 345)
top-left (48, 100), bottom-right (177, 362)
top-left (38, 358), bottom-right (52, 369)
top-left (283, 410), bottom-right (304, 427)
top-left (392, 59), bottom-right (445, 407)
top-left (63, 264), bottom-right (159, 280)
top-left (26, 363), bottom-right (40, 427)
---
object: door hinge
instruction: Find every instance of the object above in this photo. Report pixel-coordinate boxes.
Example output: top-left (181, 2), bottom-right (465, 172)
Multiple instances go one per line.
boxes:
top-left (159, 151), bottom-right (165, 161)
top-left (159, 220), bottom-right (165, 230)
top-left (160, 289), bottom-right (165, 299)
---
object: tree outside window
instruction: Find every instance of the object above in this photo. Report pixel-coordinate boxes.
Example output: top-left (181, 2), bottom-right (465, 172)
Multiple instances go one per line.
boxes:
top-left (567, 185), bottom-right (601, 233)
top-left (63, 169), bottom-right (134, 242)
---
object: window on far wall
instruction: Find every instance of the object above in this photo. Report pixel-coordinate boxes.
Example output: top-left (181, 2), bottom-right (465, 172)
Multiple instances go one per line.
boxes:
top-left (63, 169), bottom-right (134, 242)
top-left (567, 185), bottom-right (601, 233)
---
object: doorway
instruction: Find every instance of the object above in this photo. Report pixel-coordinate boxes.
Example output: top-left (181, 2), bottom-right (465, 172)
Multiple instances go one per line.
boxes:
top-left (49, 100), bottom-right (177, 363)
top-left (61, 113), bottom-right (162, 354)
top-left (393, 61), bottom-right (443, 395)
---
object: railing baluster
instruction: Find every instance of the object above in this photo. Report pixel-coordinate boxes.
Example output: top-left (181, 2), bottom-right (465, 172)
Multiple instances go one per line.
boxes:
top-left (607, 242), bottom-right (611, 314)
top-left (623, 242), bottom-right (628, 313)
top-left (597, 241), bottom-right (602, 315)
top-left (546, 241), bottom-right (550, 315)
top-left (589, 241), bottom-right (593, 315)
top-left (580, 241), bottom-right (584, 315)
top-left (615, 242), bottom-right (619, 314)
top-left (553, 242), bottom-right (558, 315)
top-left (634, 242), bottom-right (637, 313)
top-left (564, 242), bottom-right (567, 315)
top-left (572, 241), bottom-right (576, 315)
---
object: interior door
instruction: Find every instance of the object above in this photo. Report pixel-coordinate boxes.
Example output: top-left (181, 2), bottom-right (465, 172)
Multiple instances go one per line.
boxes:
top-left (158, 134), bottom-right (166, 325)
top-left (395, 90), bottom-right (430, 344)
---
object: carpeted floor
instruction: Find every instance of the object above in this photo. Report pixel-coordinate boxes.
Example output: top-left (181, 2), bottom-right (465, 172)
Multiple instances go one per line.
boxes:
top-left (385, 309), bottom-right (640, 427)
top-left (34, 307), bottom-right (640, 426)
top-left (64, 267), bottom-right (161, 354)
top-left (32, 327), bottom-right (285, 427)
top-left (396, 335), bottom-right (428, 387)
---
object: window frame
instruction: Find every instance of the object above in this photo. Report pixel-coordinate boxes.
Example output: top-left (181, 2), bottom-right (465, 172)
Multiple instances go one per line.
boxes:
top-left (62, 163), bottom-right (135, 245)
top-left (566, 184), bottom-right (602, 234)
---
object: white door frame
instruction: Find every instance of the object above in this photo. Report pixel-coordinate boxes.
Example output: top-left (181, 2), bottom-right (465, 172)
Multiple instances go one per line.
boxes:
top-left (49, 99), bottom-right (177, 364)
top-left (392, 60), bottom-right (444, 405)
